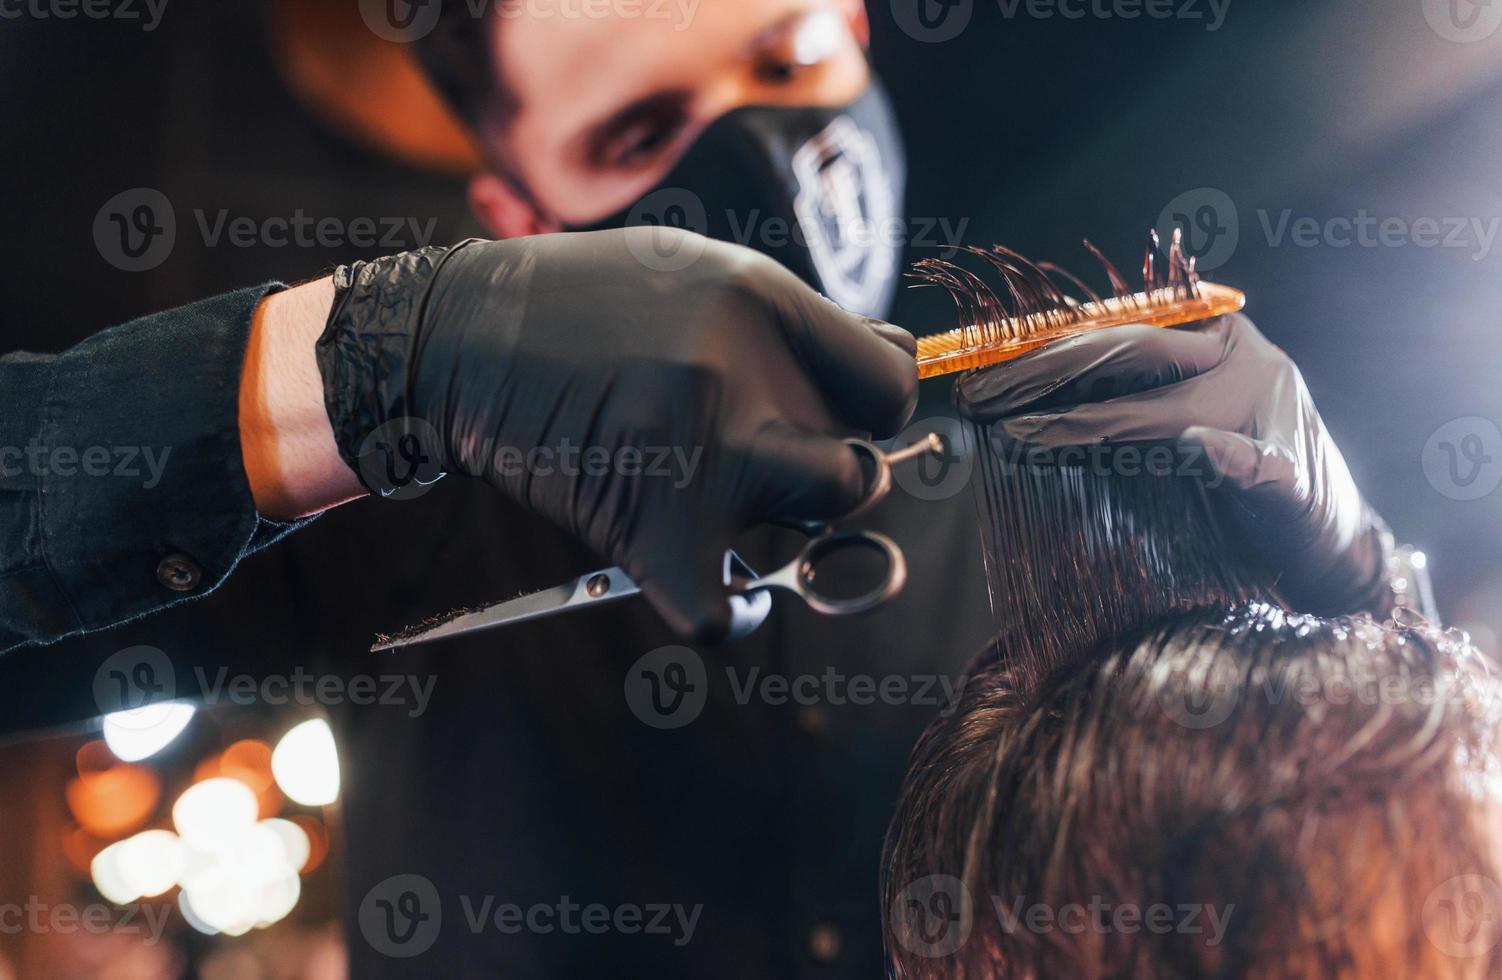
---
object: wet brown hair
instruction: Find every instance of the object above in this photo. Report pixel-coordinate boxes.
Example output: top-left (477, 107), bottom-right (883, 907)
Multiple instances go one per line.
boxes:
top-left (883, 603), bottom-right (1502, 979)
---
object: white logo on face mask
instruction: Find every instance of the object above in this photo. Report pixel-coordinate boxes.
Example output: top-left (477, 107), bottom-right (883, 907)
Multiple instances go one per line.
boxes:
top-left (792, 116), bottom-right (898, 317)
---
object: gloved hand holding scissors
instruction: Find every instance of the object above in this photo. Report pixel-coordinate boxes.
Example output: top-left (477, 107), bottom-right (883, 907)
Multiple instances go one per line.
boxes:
top-left (318, 228), bottom-right (919, 641)
top-left (955, 313), bottom-right (1395, 617)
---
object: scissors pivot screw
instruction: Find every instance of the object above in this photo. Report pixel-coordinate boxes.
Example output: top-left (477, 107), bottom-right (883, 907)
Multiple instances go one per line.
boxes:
top-left (586, 573), bottom-right (612, 598)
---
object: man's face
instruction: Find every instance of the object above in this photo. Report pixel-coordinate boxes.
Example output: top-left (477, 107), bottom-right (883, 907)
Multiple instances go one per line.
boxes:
top-left (474, 0), bottom-right (871, 230)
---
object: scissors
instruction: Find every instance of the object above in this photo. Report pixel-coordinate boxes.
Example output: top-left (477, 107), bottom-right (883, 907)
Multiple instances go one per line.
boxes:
top-left (371, 434), bottom-right (943, 651)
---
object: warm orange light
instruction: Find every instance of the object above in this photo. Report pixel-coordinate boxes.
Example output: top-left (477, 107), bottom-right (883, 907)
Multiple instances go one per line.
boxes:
top-left (65, 745), bottom-right (161, 838)
top-left (220, 740), bottom-right (273, 791)
top-left (289, 815), bottom-right (330, 874)
top-left (220, 739), bottom-right (284, 817)
top-left (75, 740), bottom-right (117, 776)
top-left (193, 753), bottom-right (222, 783)
top-left (61, 826), bottom-right (108, 876)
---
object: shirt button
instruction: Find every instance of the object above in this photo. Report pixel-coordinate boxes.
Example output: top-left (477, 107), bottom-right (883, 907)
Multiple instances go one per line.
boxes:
top-left (808, 922), bottom-right (842, 962)
top-left (156, 553), bottom-right (202, 592)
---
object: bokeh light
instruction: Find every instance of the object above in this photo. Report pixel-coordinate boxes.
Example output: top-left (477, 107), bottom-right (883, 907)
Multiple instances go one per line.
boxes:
top-left (101, 702), bottom-right (195, 762)
top-left (172, 777), bottom-right (258, 852)
top-left (270, 719), bottom-right (340, 807)
top-left (114, 827), bottom-right (186, 898)
top-left (66, 744), bottom-right (160, 838)
top-left (177, 819), bottom-right (308, 935)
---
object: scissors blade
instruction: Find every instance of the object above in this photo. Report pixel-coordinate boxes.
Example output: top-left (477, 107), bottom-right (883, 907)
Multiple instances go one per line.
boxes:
top-left (371, 566), bottom-right (640, 652)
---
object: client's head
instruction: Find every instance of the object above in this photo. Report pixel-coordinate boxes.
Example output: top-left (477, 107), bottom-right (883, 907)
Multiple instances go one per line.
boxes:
top-left (884, 603), bottom-right (1502, 979)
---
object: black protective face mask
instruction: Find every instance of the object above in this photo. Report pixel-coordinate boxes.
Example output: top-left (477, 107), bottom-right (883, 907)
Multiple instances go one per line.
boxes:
top-left (572, 79), bottom-right (907, 320)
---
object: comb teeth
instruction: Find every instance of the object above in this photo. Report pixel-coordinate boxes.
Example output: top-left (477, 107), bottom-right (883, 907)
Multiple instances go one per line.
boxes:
top-left (909, 229), bottom-right (1240, 379)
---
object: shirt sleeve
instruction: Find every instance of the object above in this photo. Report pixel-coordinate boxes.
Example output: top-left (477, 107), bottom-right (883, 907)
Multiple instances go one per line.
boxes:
top-left (0, 283), bottom-right (312, 653)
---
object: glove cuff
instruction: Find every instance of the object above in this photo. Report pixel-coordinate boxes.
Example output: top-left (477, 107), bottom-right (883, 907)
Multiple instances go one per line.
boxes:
top-left (315, 243), bottom-right (475, 496)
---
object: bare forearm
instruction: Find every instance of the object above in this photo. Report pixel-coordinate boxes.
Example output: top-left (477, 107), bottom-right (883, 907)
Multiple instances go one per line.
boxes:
top-left (239, 278), bottom-right (365, 519)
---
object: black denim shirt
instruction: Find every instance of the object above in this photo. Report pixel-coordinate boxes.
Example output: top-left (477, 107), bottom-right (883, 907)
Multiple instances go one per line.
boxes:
top-left (0, 284), bottom-right (305, 652)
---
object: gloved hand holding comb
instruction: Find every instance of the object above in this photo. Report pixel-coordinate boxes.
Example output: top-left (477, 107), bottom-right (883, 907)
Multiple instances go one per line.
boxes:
top-left (956, 313), bottom-right (1394, 617)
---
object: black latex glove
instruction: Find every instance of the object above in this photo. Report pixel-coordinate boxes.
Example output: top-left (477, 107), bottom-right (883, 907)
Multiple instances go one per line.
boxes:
top-left (317, 229), bottom-right (918, 640)
top-left (955, 313), bottom-right (1393, 617)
